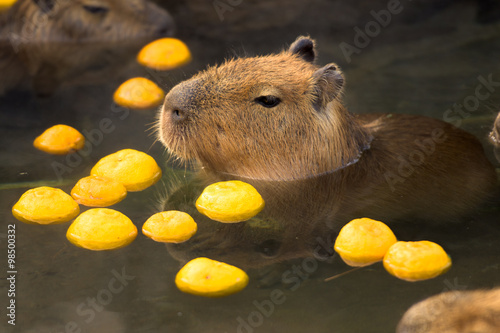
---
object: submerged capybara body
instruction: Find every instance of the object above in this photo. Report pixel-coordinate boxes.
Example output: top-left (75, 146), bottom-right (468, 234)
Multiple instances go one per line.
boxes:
top-left (159, 36), bottom-right (496, 227)
top-left (397, 288), bottom-right (500, 333)
top-left (0, 0), bottom-right (174, 95)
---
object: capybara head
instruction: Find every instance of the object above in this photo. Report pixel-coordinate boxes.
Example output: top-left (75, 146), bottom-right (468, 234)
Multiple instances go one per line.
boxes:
top-left (397, 288), bottom-right (500, 333)
top-left (159, 36), bottom-right (372, 181)
top-left (1, 0), bottom-right (175, 95)
top-left (6, 0), bottom-right (174, 43)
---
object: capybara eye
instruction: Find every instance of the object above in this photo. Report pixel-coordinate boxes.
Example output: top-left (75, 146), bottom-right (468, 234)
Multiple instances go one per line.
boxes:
top-left (82, 5), bottom-right (109, 14)
top-left (255, 95), bottom-right (281, 108)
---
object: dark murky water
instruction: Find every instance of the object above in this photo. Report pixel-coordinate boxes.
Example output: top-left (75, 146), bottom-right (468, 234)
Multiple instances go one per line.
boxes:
top-left (1, 1), bottom-right (499, 332)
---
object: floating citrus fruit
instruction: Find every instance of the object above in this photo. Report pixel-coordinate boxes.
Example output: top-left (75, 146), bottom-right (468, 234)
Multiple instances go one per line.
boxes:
top-left (195, 181), bottom-right (265, 223)
top-left (175, 257), bottom-right (249, 297)
top-left (0, 0), bottom-right (17, 11)
top-left (71, 175), bottom-right (127, 207)
top-left (137, 38), bottom-right (191, 71)
top-left (383, 241), bottom-right (452, 282)
top-left (33, 124), bottom-right (85, 155)
top-left (142, 211), bottom-right (197, 243)
top-left (66, 208), bottom-right (137, 250)
top-left (113, 77), bottom-right (164, 109)
top-left (334, 218), bottom-right (397, 267)
top-left (90, 149), bottom-right (162, 192)
top-left (12, 187), bottom-right (80, 224)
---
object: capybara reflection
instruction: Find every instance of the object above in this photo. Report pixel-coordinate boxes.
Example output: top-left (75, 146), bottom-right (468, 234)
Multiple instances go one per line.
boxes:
top-left (397, 288), bottom-right (500, 333)
top-left (0, 0), bottom-right (175, 95)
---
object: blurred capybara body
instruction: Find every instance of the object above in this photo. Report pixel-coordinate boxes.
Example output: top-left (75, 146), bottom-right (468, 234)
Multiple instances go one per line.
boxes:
top-left (159, 36), bottom-right (496, 233)
top-left (397, 288), bottom-right (500, 333)
top-left (0, 0), bottom-right (174, 95)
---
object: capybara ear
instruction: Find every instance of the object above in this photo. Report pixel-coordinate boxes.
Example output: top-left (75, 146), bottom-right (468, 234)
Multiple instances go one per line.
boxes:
top-left (311, 63), bottom-right (344, 110)
top-left (289, 36), bottom-right (316, 63)
top-left (32, 0), bottom-right (56, 13)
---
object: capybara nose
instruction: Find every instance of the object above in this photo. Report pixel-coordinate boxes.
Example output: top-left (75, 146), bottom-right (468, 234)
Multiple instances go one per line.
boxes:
top-left (163, 79), bottom-right (201, 124)
top-left (151, 8), bottom-right (176, 37)
top-left (163, 91), bottom-right (191, 124)
top-left (155, 19), bottom-right (175, 37)
top-left (171, 106), bottom-right (187, 122)
top-left (163, 97), bottom-right (189, 124)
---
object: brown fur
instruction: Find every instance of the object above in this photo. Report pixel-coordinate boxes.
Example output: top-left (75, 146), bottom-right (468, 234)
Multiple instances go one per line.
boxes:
top-left (397, 288), bottom-right (500, 333)
top-left (159, 36), bottom-right (495, 220)
top-left (0, 0), bottom-right (174, 95)
top-left (160, 43), bottom-right (370, 182)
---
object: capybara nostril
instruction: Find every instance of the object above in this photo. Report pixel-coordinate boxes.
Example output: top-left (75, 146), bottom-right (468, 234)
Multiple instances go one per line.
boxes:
top-left (171, 108), bottom-right (187, 122)
top-left (164, 95), bottom-right (189, 123)
top-left (163, 79), bottom-right (201, 125)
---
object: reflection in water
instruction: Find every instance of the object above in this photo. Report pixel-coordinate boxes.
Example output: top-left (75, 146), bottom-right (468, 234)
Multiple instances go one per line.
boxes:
top-left (162, 171), bottom-right (339, 271)
top-left (162, 151), bottom-right (494, 274)
top-left (0, 0), bottom-right (175, 96)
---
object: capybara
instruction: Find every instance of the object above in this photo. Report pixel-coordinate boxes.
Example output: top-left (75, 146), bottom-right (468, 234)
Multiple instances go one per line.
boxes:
top-left (0, 0), bottom-right (175, 96)
top-left (159, 36), bottom-right (495, 220)
top-left (158, 36), bottom-right (496, 267)
top-left (397, 288), bottom-right (500, 333)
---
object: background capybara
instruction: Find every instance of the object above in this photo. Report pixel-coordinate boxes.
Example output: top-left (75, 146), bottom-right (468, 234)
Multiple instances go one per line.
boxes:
top-left (0, 0), bottom-right (175, 96)
top-left (397, 288), bottom-right (500, 333)
top-left (159, 36), bottom-right (496, 233)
